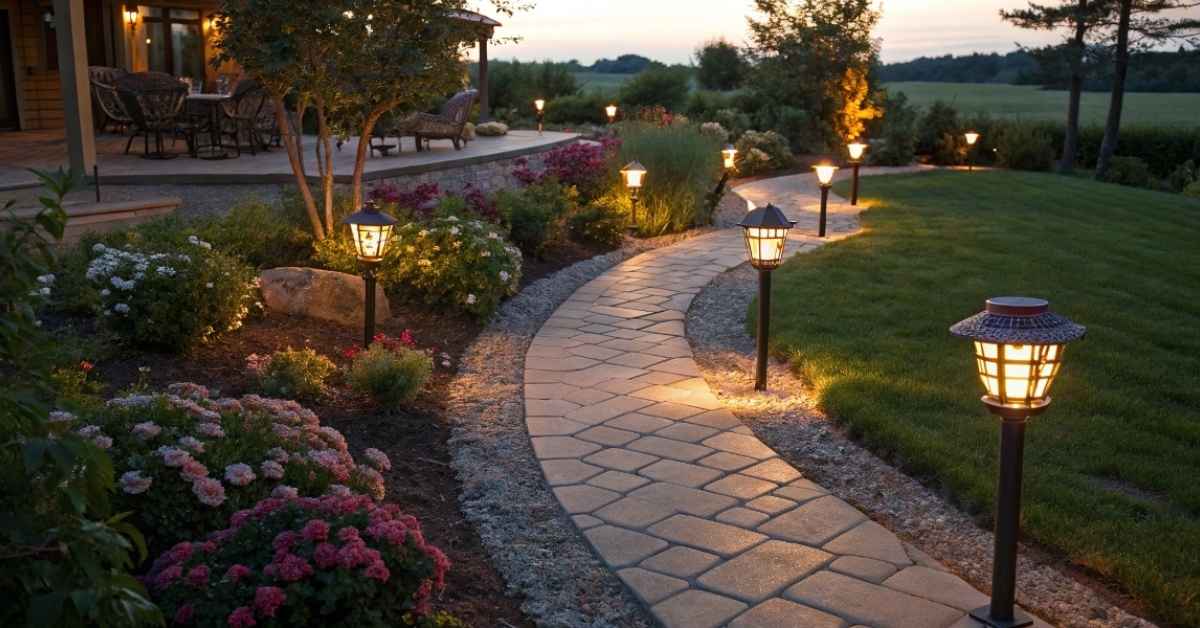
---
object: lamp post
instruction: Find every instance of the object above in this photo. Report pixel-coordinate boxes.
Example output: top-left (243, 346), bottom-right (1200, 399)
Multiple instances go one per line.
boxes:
top-left (738, 204), bottom-right (796, 391)
top-left (342, 200), bottom-right (398, 348)
top-left (709, 144), bottom-right (738, 212)
top-left (965, 131), bottom-right (980, 172)
top-left (621, 160), bottom-right (647, 227)
top-left (813, 163), bottom-right (838, 238)
top-left (951, 297), bottom-right (1085, 628)
top-left (606, 104), bottom-right (618, 125)
top-left (534, 98), bottom-right (546, 135)
top-left (847, 141), bottom-right (867, 206)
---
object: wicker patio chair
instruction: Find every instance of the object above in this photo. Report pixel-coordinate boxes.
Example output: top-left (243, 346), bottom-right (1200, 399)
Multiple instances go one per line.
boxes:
top-left (395, 89), bottom-right (478, 151)
top-left (220, 80), bottom-right (269, 155)
top-left (89, 66), bottom-right (129, 134)
top-left (115, 72), bottom-right (188, 159)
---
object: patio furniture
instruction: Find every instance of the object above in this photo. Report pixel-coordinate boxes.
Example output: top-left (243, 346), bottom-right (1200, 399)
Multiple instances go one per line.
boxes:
top-left (220, 80), bottom-right (269, 156)
top-left (395, 89), bottom-right (478, 152)
top-left (115, 72), bottom-right (188, 160)
top-left (89, 66), bottom-right (129, 134)
top-left (187, 93), bottom-right (234, 160)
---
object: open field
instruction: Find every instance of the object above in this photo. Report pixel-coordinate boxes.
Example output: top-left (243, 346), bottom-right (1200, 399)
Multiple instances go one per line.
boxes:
top-left (573, 72), bottom-right (632, 94)
top-left (770, 170), bottom-right (1200, 626)
top-left (885, 81), bottom-right (1200, 128)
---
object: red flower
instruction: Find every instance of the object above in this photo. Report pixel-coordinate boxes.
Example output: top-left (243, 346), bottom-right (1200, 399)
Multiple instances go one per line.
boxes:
top-left (79, 360), bottom-right (94, 373)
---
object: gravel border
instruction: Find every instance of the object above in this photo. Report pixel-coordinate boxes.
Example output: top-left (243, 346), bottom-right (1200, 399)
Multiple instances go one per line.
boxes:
top-left (443, 202), bottom-right (740, 627)
top-left (685, 262), bottom-right (1159, 628)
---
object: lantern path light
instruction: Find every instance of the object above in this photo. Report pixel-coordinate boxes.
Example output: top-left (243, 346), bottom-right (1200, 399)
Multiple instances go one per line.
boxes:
top-left (847, 141), bottom-right (867, 206)
top-left (342, 200), bottom-right (398, 348)
top-left (707, 145), bottom-right (739, 220)
top-left (951, 297), bottom-right (1085, 628)
top-left (738, 203), bottom-right (796, 391)
top-left (621, 161), bottom-right (647, 227)
top-left (813, 163), bottom-right (838, 238)
top-left (605, 104), bottom-right (618, 125)
top-left (965, 131), bottom-right (981, 172)
top-left (534, 98), bottom-right (546, 135)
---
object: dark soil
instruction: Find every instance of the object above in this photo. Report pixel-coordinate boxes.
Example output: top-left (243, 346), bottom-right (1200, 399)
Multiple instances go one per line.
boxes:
top-left (57, 238), bottom-right (610, 628)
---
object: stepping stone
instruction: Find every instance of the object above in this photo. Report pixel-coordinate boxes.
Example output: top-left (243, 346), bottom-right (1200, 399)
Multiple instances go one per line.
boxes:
top-left (628, 436), bottom-right (714, 462)
top-left (552, 485), bottom-right (620, 514)
top-left (648, 515), bottom-right (767, 557)
top-left (576, 425), bottom-right (640, 447)
top-left (705, 474), bottom-right (779, 500)
top-left (882, 566), bottom-right (989, 611)
top-left (641, 402), bottom-right (705, 421)
top-left (618, 568), bottom-right (688, 605)
top-left (702, 432), bottom-right (777, 460)
top-left (640, 459), bottom-right (724, 488)
top-left (653, 422), bottom-right (718, 443)
top-left (531, 436), bottom-right (601, 460)
top-left (540, 459), bottom-right (603, 486)
top-left (594, 496), bottom-right (676, 528)
top-left (823, 521), bottom-right (913, 566)
top-left (785, 571), bottom-right (962, 628)
top-left (716, 507), bottom-right (770, 528)
top-left (526, 416), bottom-right (588, 437)
top-left (588, 470), bottom-right (650, 492)
top-left (687, 409), bottom-right (744, 430)
top-left (584, 525), bottom-right (668, 568)
top-left (698, 540), bottom-right (832, 603)
top-left (757, 496), bottom-right (867, 546)
top-left (584, 448), bottom-right (660, 472)
top-left (564, 387), bottom-right (616, 406)
top-left (651, 590), bottom-right (747, 628)
top-left (740, 458), bottom-right (803, 484)
top-left (525, 399), bottom-right (581, 417)
top-left (566, 395), bottom-right (655, 424)
top-left (830, 555), bottom-right (899, 583)
top-left (628, 482), bottom-right (737, 517)
top-left (572, 514), bottom-right (603, 529)
top-left (728, 598), bottom-right (845, 628)
top-left (606, 413), bottom-right (674, 433)
top-left (699, 451), bottom-right (758, 471)
top-left (745, 495), bottom-right (798, 515)
top-left (640, 546), bottom-right (721, 578)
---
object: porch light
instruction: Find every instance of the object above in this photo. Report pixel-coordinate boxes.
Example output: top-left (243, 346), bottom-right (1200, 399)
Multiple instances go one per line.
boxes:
top-left (343, 200), bottom-right (398, 347)
top-left (738, 203), bottom-right (796, 391)
top-left (722, 145), bottom-right (738, 171)
top-left (621, 161), bottom-right (647, 224)
top-left (606, 104), bottom-right (618, 124)
top-left (534, 98), bottom-right (546, 135)
top-left (124, 5), bottom-right (138, 27)
top-left (847, 141), bottom-right (867, 206)
top-left (813, 163), bottom-right (838, 238)
top-left (951, 297), bottom-right (1084, 628)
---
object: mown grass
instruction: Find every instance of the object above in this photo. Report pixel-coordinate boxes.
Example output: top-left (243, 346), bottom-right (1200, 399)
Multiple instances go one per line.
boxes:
top-left (885, 81), bottom-right (1200, 128)
top-left (767, 170), bottom-right (1200, 625)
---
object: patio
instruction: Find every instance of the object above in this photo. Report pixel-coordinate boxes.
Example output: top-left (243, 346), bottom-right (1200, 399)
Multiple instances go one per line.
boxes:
top-left (0, 128), bottom-right (578, 190)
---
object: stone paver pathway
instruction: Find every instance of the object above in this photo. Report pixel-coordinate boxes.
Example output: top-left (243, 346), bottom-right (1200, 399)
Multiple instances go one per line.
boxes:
top-left (522, 170), bottom-right (1049, 628)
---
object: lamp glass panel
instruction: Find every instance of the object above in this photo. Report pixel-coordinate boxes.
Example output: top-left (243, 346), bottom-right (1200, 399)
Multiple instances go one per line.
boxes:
top-left (848, 143), bottom-right (866, 160)
top-left (534, 99), bottom-right (545, 111)
top-left (742, 226), bottom-right (789, 269)
top-left (606, 105), bottom-right (617, 118)
top-left (623, 170), bottom-right (645, 188)
top-left (814, 165), bottom-right (837, 185)
top-left (723, 149), bottom-right (738, 169)
top-left (965, 133), bottom-right (980, 145)
top-left (972, 341), bottom-right (1063, 408)
top-left (350, 223), bottom-right (394, 261)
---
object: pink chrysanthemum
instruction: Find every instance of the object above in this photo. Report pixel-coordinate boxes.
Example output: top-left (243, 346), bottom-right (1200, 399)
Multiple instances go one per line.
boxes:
top-left (254, 586), bottom-right (287, 618)
top-left (192, 477), bottom-right (226, 507)
top-left (227, 606), bottom-right (256, 628)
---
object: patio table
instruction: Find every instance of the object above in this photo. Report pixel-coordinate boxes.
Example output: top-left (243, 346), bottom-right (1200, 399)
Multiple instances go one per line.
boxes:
top-left (187, 93), bottom-right (234, 160)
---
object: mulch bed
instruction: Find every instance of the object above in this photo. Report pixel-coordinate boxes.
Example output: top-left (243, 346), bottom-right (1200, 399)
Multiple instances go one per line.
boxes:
top-left (56, 239), bottom-right (610, 627)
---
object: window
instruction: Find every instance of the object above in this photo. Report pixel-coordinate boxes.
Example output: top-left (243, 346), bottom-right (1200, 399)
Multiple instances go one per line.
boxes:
top-left (138, 6), bottom-right (204, 79)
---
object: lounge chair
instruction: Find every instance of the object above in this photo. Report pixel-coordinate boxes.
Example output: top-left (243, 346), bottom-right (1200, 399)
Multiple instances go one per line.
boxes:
top-left (395, 89), bottom-right (478, 152)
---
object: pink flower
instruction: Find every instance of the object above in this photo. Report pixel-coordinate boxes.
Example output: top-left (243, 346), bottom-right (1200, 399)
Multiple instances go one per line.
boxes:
top-left (201, 540), bottom-right (218, 554)
top-left (301, 519), bottom-right (330, 542)
top-left (119, 470), bottom-right (153, 495)
top-left (269, 553), bottom-right (313, 582)
top-left (192, 477), bottom-right (226, 507)
top-left (180, 459), bottom-right (209, 481)
top-left (155, 564), bottom-right (182, 589)
top-left (313, 543), bottom-right (338, 569)
top-left (224, 463), bottom-right (256, 486)
top-left (254, 586), bottom-right (286, 618)
top-left (159, 446), bottom-right (192, 468)
top-left (363, 448), bottom-right (391, 472)
top-left (224, 564), bottom-right (252, 583)
top-left (266, 447), bottom-right (289, 463)
top-left (168, 382), bottom-right (210, 400)
top-left (227, 606), bottom-right (256, 628)
top-left (169, 542), bottom-right (194, 564)
top-left (178, 436), bottom-right (205, 453)
top-left (186, 564), bottom-right (209, 587)
top-left (326, 484), bottom-right (352, 497)
top-left (260, 460), bottom-right (284, 480)
top-left (196, 422), bottom-right (226, 438)
top-left (358, 465), bottom-right (386, 501)
top-left (173, 604), bottom-right (194, 625)
top-left (337, 526), bottom-right (361, 543)
top-left (92, 435), bottom-right (113, 449)
top-left (272, 530), bottom-right (297, 553)
top-left (132, 421), bottom-right (161, 440)
top-left (363, 560), bottom-right (390, 582)
top-left (271, 485), bottom-right (298, 499)
top-left (366, 520), bottom-right (407, 546)
top-left (230, 509), bottom-right (252, 528)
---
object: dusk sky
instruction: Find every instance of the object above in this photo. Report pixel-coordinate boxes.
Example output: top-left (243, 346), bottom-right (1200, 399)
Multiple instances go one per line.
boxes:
top-left (476, 0), bottom-right (1199, 65)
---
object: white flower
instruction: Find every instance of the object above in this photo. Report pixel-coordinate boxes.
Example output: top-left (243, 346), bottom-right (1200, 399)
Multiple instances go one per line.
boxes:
top-left (155, 266), bottom-right (176, 277)
top-left (92, 435), bottom-right (113, 449)
top-left (38, 287), bottom-right (50, 296)
top-left (271, 485), bottom-right (298, 499)
top-left (37, 274), bottom-right (55, 285)
top-left (487, 232), bottom-right (499, 240)
top-left (132, 421), bottom-right (161, 440)
top-left (119, 471), bottom-right (152, 495)
top-left (449, 226), bottom-right (460, 236)
top-left (466, 294), bottom-right (477, 305)
top-left (113, 303), bottom-right (130, 314)
top-left (480, 250), bottom-right (491, 258)
top-left (224, 463), bottom-right (256, 487)
top-left (499, 271), bottom-right (510, 282)
top-left (100, 289), bottom-right (111, 297)
top-left (446, 215), bottom-right (460, 222)
top-left (179, 436), bottom-right (205, 452)
top-left (48, 411), bottom-right (76, 423)
top-left (92, 243), bottom-right (106, 253)
top-left (261, 460), bottom-right (285, 480)
top-left (206, 282), bottom-right (214, 289)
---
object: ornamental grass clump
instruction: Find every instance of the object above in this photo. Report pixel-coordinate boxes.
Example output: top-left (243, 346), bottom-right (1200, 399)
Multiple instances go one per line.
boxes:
top-left (247, 348), bottom-right (338, 401)
top-left (70, 383), bottom-right (388, 551)
top-left (347, 339), bottom-right (433, 407)
top-left (86, 237), bottom-right (260, 351)
top-left (146, 493), bottom-right (456, 627)
top-left (615, 122), bottom-right (724, 234)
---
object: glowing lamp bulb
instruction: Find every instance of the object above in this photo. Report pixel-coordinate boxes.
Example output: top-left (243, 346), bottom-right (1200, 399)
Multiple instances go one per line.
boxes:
top-left (848, 142), bottom-right (867, 161)
top-left (722, 145), bottom-right (738, 170)
top-left (534, 98), bottom-right (545, 113)
top-left (605, 104), bottom-right (618, 122)
top-left (621, 161), bottom-right (647, 189)
top-left (965, 132), bottom-right (980, 146)
top-left (814, 164), bottom-right (838, 187)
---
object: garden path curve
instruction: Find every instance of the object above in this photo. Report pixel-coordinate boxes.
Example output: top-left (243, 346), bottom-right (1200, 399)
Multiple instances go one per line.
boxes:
top-left (521, 168), bottom-right (1050, 628)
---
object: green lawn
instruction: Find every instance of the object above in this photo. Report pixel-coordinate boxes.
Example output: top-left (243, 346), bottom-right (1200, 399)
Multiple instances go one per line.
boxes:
top-left (885, 81), bottom-right (1200, 128)
top-left (768, 171), bottom-right (1200, 625)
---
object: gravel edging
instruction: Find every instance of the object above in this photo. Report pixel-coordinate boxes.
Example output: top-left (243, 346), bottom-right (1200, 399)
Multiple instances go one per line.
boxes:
top-left (685, 262), bottom-right (1159, 628)
top-left (444, 225), bottom-right (722, 627)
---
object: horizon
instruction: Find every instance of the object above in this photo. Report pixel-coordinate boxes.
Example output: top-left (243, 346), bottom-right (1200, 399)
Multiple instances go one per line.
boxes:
top-left (472, 0), bottom-right (1200, 66)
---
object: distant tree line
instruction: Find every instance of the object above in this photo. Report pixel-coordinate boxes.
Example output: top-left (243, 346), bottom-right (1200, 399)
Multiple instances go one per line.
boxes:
top-left (877, 47), bottom-right (1200, 93)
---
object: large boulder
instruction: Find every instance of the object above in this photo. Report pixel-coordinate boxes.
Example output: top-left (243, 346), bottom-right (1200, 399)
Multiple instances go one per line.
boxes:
top-left (260, 267), bottom-right (390, 327)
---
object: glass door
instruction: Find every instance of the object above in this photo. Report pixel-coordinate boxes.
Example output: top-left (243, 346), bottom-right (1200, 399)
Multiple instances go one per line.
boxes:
top-left (140, 7), bottom-right (204, 80)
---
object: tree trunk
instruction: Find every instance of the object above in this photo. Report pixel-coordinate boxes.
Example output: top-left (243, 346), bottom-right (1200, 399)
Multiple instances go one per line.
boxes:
top-left (351, 106), bottom-right (390, 211)
top-left (314, 96), bottom-right (335, 234)
top-left (1096, 0), bottom-right (1132, 180)
top-left (1059, 0), bottom-right (1090, 174)
top-left (271, 94), bottom-right (325, 240)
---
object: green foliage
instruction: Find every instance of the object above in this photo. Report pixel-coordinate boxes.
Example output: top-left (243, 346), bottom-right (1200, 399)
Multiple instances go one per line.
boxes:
top-left (754, 105), bottom-right (822, 153)
top-left (712, 108), bottom-right (753, 140)
top-left (253, 347), bottom-right (337, 400)
top-left (685, 90), bottom-right (736, 122)
top-left (568, 196), bottom-right (628, 248)
top-left (619, 66), bottom-right (692, 111)
top-left (871, 91), bottom-right (917, 166)
top-left (348, 344), bottom-right (433, 406)
top-left (1100, 156), bottom-right (1154, 188)
top-left (313, 216), bottom-right (522, 318)
top-left (734, 130), bottom-right (796, 176)
top-left (0, 169), bottom-right (161, 628)
top-left (1167, 160), bottom-right (1198, 193)
top-left (917, 100), bottom-right (962, 163)
top-left (496, 181), bottom-right (578, 255)
top-left (86, 236), bottom-right (260, 352)
top-left (195, 199), bottom-right (313, 269)
top-left (694, 39), bottom-right (746, 91)
top-left (1184, 180), bottom-right (1200, 197)
top-left (615, 122), bottom-right (724, 234)
top-left (996, 123), bottom-right (1055, 171)
top-left (482, 60), bottom-right (580, 113)
top-left (545, 91), bottom-right (611, 125)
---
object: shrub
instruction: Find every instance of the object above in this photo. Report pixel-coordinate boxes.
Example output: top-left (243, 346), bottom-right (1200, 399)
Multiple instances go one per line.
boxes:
top-left (695, 39), bottom-right (746, 91)
top-left (616, 122), bottom-right (724, 234)
top-left (1101, 156), bottom-right (1154, 188)
top-left (1167, 160), bottom-right (1198, 192)
top-left (619, 66), bottom-right (691, 111)
top-left (734, 130), bottom-right (795, 176)
top-left (496, 181), bottom-right (578, 256)
top-left (314, 215), bottom-right (522, 318)
top-left (370, 182), bottom-right (442, 221)
top-left (699, 121), bottom-right (729, 142)
top-left (347, 342), bottom-right (432, 406)
top-left (248, 348), bottom-right (337, 400)
top-left (713, 108), bottom-right (753, 140)
top-left (546, 91), bottom-right (611, 125)
top-left (997, 124), bottom-right (1055, 172)
top-left (146, 493), bottom-right (452, 627)
top-left (87, 237), bottom-right (260, 351)
top-left (197, 200), bottom-right (313, 269)
top-left (872, 92), bottom-right (917, 166)
top-left (481, 60), bottom-right (578, 113)
top-left (569, 195), bottom-right (628, 248)
top-left (917, 101), bottom-right (961, 163)
top-left (754, 105), bottom-right (822, 153)
top-left (516, 138), bottom-right (619, 201)
top-left (72, 384), bottom-right (389, 551)
top-left (1184, 180), bottom-right (1200, 198)
top-left (685, 90), bottom-right (737, 121)
top-left (475, 121), bottom-right (509, 136)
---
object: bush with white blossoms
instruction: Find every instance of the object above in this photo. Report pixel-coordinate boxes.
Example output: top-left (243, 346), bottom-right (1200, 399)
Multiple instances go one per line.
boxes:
top-left (316, 215), bottom-right (522, 318)
top-left (86, 236), bottom-right (260, 351)
top-left (69, 382), bottom-right (391, 552)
